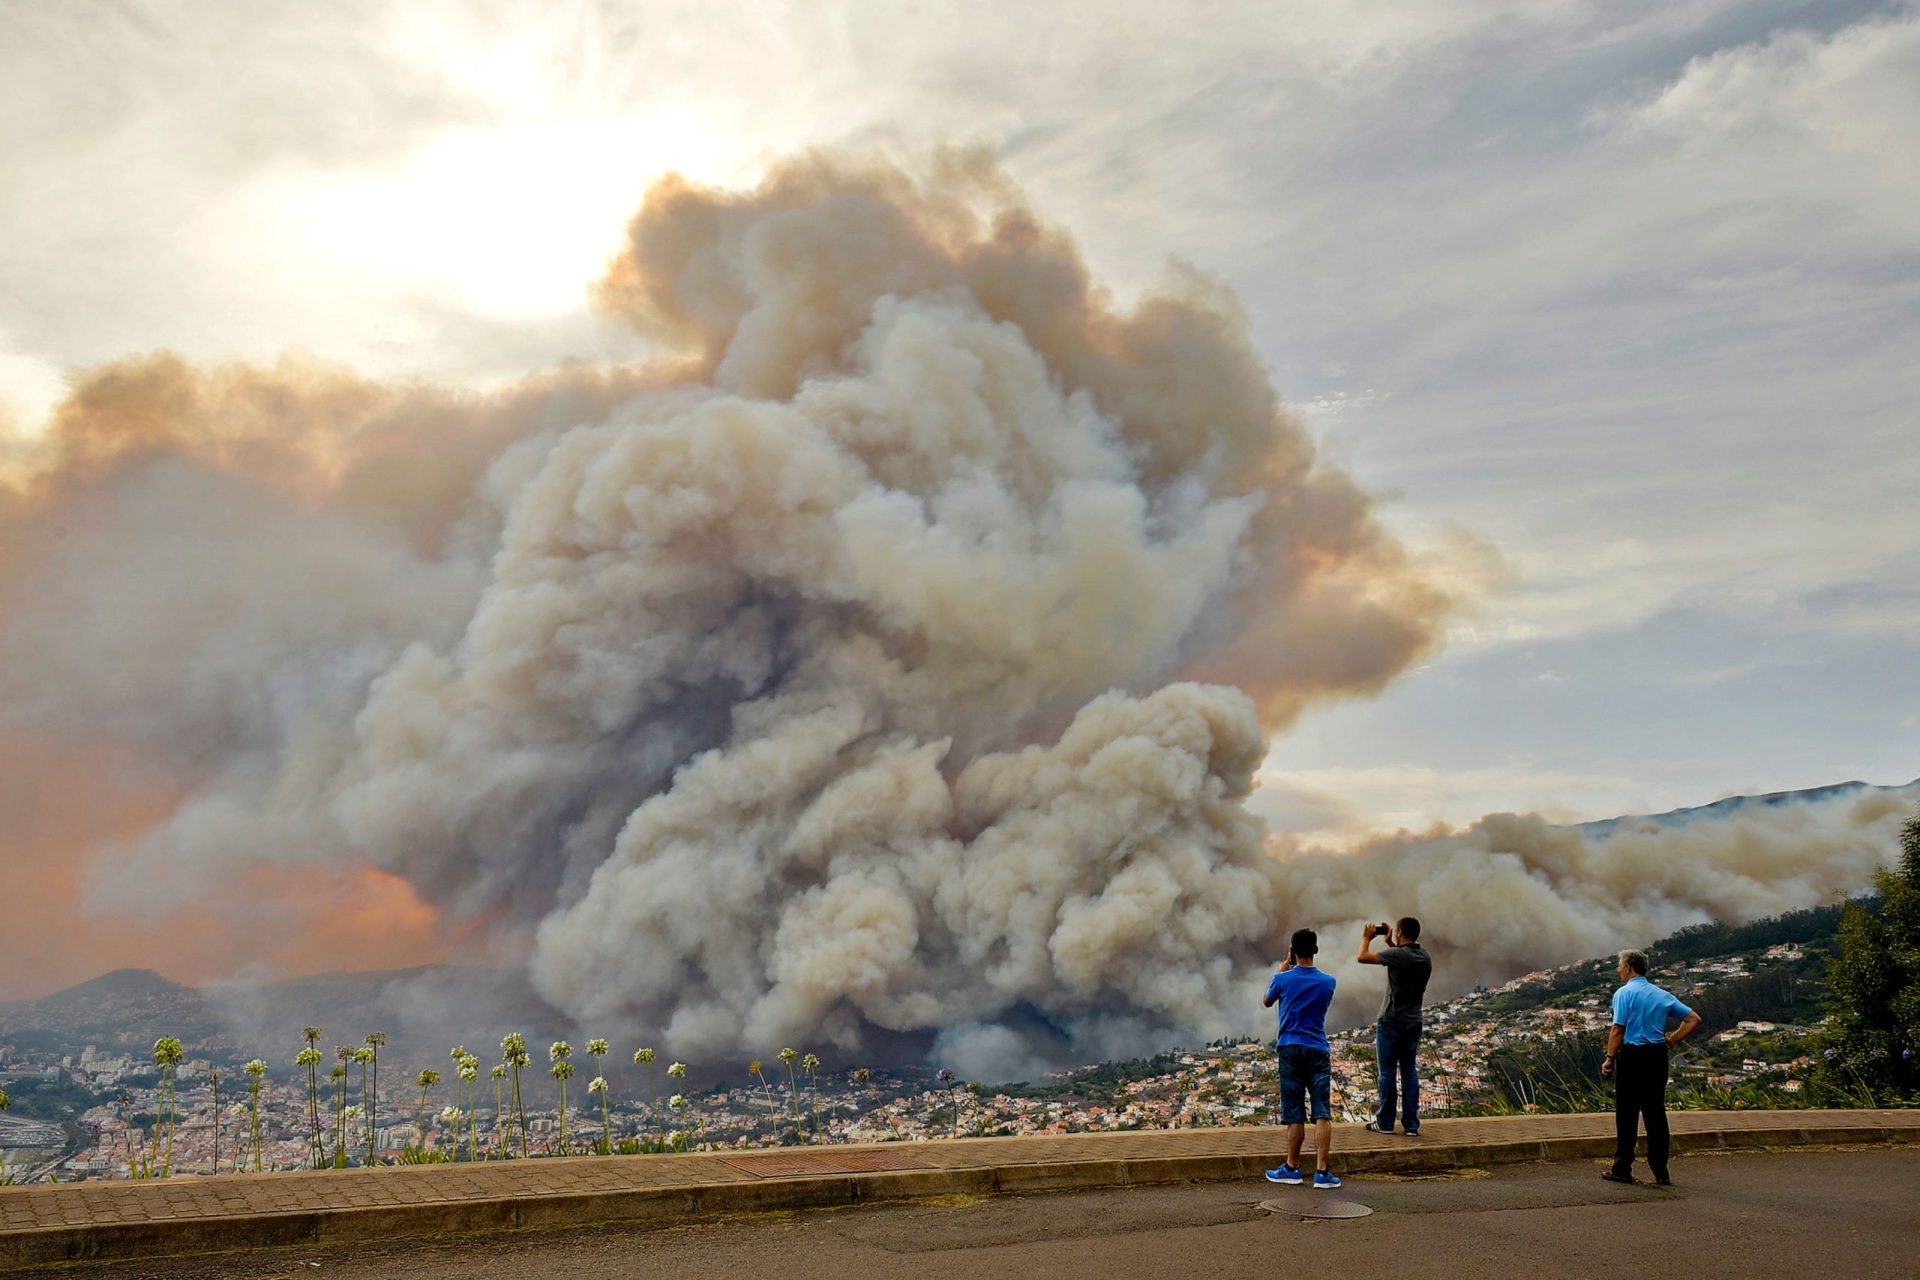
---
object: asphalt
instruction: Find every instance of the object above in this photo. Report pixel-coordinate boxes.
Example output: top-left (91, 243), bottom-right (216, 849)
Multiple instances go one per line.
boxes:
top-left (10, 1145), bottom-right (1916, 1280)
top-left (4, 1111), bottom-right (1915, 1271)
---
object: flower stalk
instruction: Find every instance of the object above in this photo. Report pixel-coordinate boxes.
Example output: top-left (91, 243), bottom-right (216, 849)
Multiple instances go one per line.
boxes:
top-left (549, 1042), bottom-right (574, 1155)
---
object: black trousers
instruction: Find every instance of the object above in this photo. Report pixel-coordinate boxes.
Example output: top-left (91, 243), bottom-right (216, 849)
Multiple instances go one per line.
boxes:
top-left (1611, 1042), bottom-right (1670, 1178)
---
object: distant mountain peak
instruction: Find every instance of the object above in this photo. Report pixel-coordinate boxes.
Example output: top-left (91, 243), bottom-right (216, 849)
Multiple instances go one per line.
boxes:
top-left (1577, 776), bottom-right (1919, 839)
top-left (53, 968), bottom-right (188, 999)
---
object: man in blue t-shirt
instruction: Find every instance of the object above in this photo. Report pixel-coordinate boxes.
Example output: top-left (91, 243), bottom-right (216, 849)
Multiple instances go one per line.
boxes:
top-left (1600, 948), bottom-right (1702, 1185)
top-left (1262, 928), bottom-right (1341, 1189)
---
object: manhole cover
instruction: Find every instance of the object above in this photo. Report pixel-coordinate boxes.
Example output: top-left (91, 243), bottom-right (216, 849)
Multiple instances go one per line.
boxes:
top-left (1259, 1197), bottom-right (1374, 1219)
top-left (718, 1150), bottom-right (935, 1178)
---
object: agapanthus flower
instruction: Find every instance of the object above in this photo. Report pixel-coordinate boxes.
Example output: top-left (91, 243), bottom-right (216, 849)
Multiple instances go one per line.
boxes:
top-left (153, 1036), bottom-right (184, 1066)
top-left (458, 1061), bottom-right (480, 1083)
top-left (450, 1046), bottom-right (470, 1062)
top-left (550, 1040), bottom-right (572, 1062)
top-left (344, 1104), bottom-right (362, 1121)
top-left (778, 1047), bottom-right (797, 1065)
top-left (587, 1039), bottom-right (609, 1057)
top-left (439, 1106), bottom-right (460, 1122)
top-left (353, 1047), bottom-right (374, 1065)
top-left (802, 1053), bottom-right (821, 1072)
top-left (668, 1061), bottom-right (687, 1079)
top-left (245, 1060), bottom-right (268, 1078)
top-left (588, 1076), bottom-right (608, 1095)
top-left (634, 1047), bottom-right (655, 1065)
top-left (295, 1048), bottom-right (322, 1067)
top-left (417, 1068), bottom-right (441, 1089)
top-left (551, 1060), bottom-right (575, 1081)
top-left (669, 1094), bottom-right (687, 1109)
top-left (491, 1064), bottom-right (507, 1080)
top-left (937, 1068), bottom-right (955, 1083)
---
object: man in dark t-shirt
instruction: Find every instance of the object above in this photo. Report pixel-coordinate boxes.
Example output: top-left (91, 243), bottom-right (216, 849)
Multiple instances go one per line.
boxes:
top-left (1358, 917), bottom-right (1432, 1135)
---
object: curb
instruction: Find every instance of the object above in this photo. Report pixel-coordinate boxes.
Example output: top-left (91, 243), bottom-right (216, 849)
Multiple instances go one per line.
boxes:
top-left (3, 1121), bottom-right (1913, 1270)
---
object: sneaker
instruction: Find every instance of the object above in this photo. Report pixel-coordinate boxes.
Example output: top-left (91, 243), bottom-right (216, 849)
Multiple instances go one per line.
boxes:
top-left (1599, 1170), bottom-right (1634, 1185)
top-left (1363, 1120), bottom-right (1392, 1134)
top-left (1404, 1127), bottom-right (1421, 1137)
top-left (1264, 1164), bottom-right (1305, 1185)
top-left (1313, 1170), bottom-right (1342, 1190)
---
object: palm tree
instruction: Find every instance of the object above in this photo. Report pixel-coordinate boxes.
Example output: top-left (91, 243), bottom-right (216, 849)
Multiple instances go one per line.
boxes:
top-left (550, 1042), bottom-right (575, 1156)
top-left (151, 1036), bottom-right (184, 1176)
top-left (243, 1060), bottom-right (268, 1173)
top-left (802, 1053), bottom-right (822, 1142)
top-left (362, 1032), bottom-right (388, 1161)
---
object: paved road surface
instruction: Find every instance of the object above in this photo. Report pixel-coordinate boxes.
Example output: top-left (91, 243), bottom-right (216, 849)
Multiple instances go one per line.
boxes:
top-left (11, 1147), bottom-right (1917, 1280)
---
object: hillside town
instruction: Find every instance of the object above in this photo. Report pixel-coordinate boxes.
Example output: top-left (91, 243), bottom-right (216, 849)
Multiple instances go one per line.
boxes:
top-left (0, 935), bottom-right (1830, 1181)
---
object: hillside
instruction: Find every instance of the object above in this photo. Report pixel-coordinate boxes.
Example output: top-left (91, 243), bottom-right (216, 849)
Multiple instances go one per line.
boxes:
top-left (1574, 777), bottom-right (1918, 838)
top-left (0, 965), bottom-right (566, 1070)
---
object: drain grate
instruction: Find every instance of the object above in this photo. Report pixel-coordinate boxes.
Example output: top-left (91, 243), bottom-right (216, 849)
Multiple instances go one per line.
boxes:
top-left (1259, 1196), bottom-right (1374, 1219)
top-left (719, 1150), bottom-right (937, 1178)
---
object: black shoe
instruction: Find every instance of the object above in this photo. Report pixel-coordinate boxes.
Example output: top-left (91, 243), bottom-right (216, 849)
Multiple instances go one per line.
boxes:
top-left (1404, 1126), bottom-right (1421, 1137)
top-left (1600, 1170), bottom-right (1635, 1185)
top-left (1653, 1174), bottom-right (1673, 1186)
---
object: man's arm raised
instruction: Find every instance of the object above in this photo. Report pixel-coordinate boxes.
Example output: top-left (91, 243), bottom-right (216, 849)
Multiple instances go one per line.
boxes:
top-left (1357, 922), bottom-right (1385, 965)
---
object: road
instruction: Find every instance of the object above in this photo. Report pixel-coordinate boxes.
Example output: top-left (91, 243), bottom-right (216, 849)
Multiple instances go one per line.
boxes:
top-left (10, 1146), bottom-right (1917, 1280)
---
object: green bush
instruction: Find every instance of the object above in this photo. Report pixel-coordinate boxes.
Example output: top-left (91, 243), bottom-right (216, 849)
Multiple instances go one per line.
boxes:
top-left (1817, 805), bottom-right (1920, 1101)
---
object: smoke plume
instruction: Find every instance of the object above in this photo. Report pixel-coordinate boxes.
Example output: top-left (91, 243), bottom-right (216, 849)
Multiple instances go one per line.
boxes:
top-left (0, 152), bottom-right (1908, 1073)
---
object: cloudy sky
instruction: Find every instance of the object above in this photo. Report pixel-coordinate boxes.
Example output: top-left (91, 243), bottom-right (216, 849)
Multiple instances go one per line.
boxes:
top-left (4, 0), bottom-right (1915, 850)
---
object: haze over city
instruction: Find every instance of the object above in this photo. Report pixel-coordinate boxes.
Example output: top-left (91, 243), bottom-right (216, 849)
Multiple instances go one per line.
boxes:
top-left (1, 1), bottom-right (1915, 1078)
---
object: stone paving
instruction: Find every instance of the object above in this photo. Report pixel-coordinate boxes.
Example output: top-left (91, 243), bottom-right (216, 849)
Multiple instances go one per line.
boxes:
top-left (1, 1109), bottom-right (1914, 1268)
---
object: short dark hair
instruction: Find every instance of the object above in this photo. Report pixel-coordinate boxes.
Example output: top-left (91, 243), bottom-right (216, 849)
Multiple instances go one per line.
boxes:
top-left (1290, 928), bottom-right (1318, 958)
top-left (1396, 917), bottom-right (1421, 942)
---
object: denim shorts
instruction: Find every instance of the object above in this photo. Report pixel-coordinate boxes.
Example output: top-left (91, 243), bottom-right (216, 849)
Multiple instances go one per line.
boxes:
top-left (1277, 1045), bottom-right (1332, 1124)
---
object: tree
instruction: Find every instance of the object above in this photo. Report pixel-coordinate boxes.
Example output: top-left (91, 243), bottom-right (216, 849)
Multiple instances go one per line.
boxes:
top-left (1821, 805), bottom-right (1920, 1098)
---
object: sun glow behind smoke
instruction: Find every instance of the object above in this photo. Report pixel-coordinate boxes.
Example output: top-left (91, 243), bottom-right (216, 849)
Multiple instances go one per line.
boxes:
top-left (263, 112), bottom-right (744, 320)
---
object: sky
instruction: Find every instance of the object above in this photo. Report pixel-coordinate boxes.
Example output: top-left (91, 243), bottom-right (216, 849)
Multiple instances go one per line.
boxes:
top-left (1, 0), bottom-right (1915, 966)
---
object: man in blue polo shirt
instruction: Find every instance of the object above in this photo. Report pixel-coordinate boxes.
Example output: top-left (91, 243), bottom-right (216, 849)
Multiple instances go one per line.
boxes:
top-left (1262, 928), bottom-right (1341, 1189)
top-left (1600, 948), bottom-right (1702, 1186)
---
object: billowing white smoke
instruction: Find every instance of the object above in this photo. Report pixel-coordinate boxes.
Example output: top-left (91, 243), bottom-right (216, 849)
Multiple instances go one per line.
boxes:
top-left (0, 153), bottom-right (1908, 1075)
top-left (1272, 783), bottom-right (1917, 1037)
